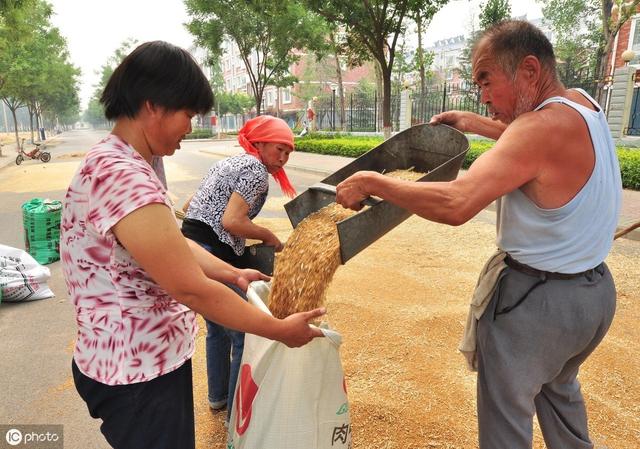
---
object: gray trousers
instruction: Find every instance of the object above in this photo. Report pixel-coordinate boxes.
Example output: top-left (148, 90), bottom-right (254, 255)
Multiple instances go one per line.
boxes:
top-left (476, 263), bottom-right (616, 449)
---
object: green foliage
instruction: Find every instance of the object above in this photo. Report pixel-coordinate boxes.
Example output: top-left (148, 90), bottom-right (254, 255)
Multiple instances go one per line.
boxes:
top-left (478, 0), bottom-right (511, 30)
top-left (408, 3), bottom-right (442, 93)
top-left (539, 0), bottom-right (601, 77)
top-left (0, 0), bottom-right (80, 140)
top-left (294, 134), bottom-right (383, 157)
top-left (293, 53), bottom-right (336, 102)
top-left (216, 91), bottom-right (254, 116)
top-left (83, 38), bottom-right (137, 125)
top-left (184, 129), bottom-right (213, 139)
top-left (83, 97), bottom-right (107, 128)
top-left (461, 140), bottom-right (494, 168)
top-left (305, 0), bottom-right (447, 133)
top-left (459, 0), bottom-right (511, 84)
top-left (617, 148), bottom-right (640, 190)
top-left (81, 39), bottom-right (137, 127)
top-left (353, 78), bottom-right (376, 96)
top-left (185, 0), bottom-right (329, 114)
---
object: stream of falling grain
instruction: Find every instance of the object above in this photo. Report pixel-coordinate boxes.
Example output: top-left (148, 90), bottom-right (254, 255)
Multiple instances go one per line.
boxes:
top-left (268, 169), bottom-right (424, 318)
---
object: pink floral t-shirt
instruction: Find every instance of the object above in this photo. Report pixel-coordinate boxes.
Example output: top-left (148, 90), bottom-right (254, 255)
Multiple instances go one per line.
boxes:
top-left (60, 134), bottom-right (197, 386)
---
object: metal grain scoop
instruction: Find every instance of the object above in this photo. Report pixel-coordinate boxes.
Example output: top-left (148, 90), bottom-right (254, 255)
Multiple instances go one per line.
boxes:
top-left (284, 124), bottom-right (469, 264)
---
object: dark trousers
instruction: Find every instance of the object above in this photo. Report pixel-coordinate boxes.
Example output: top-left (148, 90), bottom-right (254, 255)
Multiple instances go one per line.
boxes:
top-left (72, 359), bottom-right (195, 449)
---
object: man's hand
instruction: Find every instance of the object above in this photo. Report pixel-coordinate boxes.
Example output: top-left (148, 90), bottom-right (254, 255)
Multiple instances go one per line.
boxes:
top-left (276, 308), bottom-right (326, 347)
top-left (431, 110), bottom-right (507, 140)
top-left (336, 171), bottom-right (378, 211)
top-left (429, 110), bottom-right (473, 132)
top-left (235, 268), bottom-right (270, 292)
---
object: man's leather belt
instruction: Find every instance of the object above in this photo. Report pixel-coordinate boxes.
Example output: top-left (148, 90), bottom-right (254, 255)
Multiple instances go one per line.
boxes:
top-left (504, 254), bottom-right (602, 281)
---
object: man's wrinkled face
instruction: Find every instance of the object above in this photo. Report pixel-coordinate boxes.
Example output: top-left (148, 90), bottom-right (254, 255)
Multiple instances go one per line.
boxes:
top-left (472, 41), bottom-right (535, 124)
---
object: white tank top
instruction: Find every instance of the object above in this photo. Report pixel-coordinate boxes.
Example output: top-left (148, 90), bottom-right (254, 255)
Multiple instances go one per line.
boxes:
top-left (496, 89), bottom-right (622, 273)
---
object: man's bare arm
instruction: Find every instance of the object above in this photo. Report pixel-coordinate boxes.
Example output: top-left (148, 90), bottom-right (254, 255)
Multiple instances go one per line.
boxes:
top-left (430, 111), bottom-right (508, 140)
top-left (337, 116), bottom-right (544, 224)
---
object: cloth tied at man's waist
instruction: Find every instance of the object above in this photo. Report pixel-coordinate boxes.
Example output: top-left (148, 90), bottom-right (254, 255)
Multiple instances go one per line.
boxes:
top-left (459, 250), bottom-right (507, 371)
top-left (459, 251), bottom-right (605, 371)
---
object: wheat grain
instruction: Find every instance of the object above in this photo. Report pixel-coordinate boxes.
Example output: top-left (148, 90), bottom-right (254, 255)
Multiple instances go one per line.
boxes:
top-left (268, 169), bottom-right (425, 318)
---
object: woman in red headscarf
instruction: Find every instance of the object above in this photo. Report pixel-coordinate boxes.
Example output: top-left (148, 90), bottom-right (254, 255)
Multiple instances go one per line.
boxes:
top-left (180, 115), bottom-right (296, 428)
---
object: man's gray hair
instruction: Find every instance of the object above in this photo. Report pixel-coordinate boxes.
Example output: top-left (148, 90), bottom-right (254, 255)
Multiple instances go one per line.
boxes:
top-left (473, 20), bottom-right (557, 79)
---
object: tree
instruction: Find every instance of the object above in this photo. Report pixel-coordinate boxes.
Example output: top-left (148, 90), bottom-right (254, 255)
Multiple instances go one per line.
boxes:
top-left (216, 91), bottom-right (253, 115)
top-left (540, 0), bottom-right (602, 86)
top-left (83, 97), bottom-right (107, 128)
top-left (408, 3), bottom-right (440, 94)
top-left (458, 0), bottom-right (511, 84)
top-left (0, 0), bottom-right (78, 145)
top-left (185, 0), bottom-right (329, 115)
top-left (329, 30), bottom-right (346, 130)
top-left (541, 0), bottom-right (640, 101)
top-left (83, 39), bottom-right (137, 128)
top-left (296, 53), bottom-right (336, 99)
top-left (305, 0), bottom-right (447, 138)
top-left (599, 1), bottom-right (640, 95)
top-left (479, 0), bottom-right (511, 30)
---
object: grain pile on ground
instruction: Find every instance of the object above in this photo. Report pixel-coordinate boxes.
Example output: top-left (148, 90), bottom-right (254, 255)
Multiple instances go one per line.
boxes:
top-left (268, 169), bottom-right (424, 319)
top-left (268, 202), bottom-right (355, 318)
top-left (194, 212), bottom-right (640, 449)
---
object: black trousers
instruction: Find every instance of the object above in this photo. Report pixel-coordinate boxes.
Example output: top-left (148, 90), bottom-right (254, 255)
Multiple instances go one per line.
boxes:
top-left (72, 359), bottom-right (195, 449)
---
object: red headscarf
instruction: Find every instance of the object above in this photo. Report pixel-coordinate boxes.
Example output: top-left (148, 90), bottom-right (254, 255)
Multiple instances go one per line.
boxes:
top-left (237, 115), bottom-right (296, 198)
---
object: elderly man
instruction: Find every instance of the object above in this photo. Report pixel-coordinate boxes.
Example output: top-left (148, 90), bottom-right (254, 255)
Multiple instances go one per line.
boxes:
top-left (336, 20), bottom-right (621, 449)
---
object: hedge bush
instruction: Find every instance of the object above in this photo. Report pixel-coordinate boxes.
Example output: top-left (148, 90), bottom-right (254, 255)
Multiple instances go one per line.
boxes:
top-left (295, 134), bottom-right (640, 190)
top-left (294, 136), bottom-right (384, 158)
top-left (184, 129), bottom-right (213, 139)
top-left (618, 148), bottom-right (640, 190)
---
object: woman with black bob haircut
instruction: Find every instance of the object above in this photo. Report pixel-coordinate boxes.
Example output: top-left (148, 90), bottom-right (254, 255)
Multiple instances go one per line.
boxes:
top-left (60, 40), bottom-right (325, 449)
top-left (101, 40), bottom-right (213, 120)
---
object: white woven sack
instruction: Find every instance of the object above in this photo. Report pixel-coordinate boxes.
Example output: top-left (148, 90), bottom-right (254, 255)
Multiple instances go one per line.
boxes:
top-left (0, 244), bottom-right (54, 302)
top-left (228, 281), bottom-right (351, 449)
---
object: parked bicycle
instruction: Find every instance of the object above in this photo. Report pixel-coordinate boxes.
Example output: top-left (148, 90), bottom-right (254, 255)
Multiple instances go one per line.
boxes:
top-left (15, 138), bottom-right (51, 165)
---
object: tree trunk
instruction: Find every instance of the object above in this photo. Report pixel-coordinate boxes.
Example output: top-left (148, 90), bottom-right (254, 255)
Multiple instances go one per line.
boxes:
top-left (28, 105), bottom-right (35, 143)
top-left (254, 89), bottom-right (263, 116)
top-left (382, 66), bottom-right (392, 139)
top-left (416, 14), bottom-right (426, 95)
top-left (331, 33), bottom-right (346, 131)
top-left (374, 62), bottom-right (384, 134)
top-left (596, 0), bottom-right (614, 104)
top-left (35, 102), bottom-right (42, 141)
top-left (9, 105), bottom-right (19, 149)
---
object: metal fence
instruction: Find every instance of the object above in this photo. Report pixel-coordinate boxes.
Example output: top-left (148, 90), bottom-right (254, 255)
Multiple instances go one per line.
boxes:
top-left (412, 83), bottom-right (486, 125)
top-left (557, 65), bottom-right (600, 101)
top-left (214, 72), bottom-right (604, 134)
top-left (314, 90), bottom-right (402, 132)
top-left (410, 73), bottom-right (602, 125)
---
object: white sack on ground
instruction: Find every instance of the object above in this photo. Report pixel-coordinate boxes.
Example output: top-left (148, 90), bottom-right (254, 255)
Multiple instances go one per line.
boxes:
top-left (0, 244), bottom-right (55, 302)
